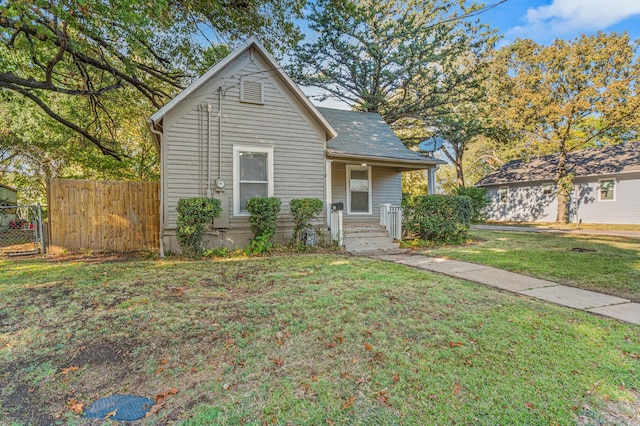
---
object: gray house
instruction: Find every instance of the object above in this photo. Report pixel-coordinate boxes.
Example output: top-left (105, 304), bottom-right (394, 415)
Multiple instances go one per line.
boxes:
top-left (147, 37), bottom-right (442, 253)
top-left (477, 143), bottom-right (640, 224)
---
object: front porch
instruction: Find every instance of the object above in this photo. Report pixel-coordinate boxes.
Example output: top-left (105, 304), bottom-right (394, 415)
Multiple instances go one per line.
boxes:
top-left (325, 159), bottom-right (437, 250)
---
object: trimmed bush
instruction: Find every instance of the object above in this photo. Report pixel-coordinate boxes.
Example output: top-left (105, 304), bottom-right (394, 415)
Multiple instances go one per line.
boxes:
top-left (453, 186), bottom-right (489, 223)
top-left (290, 198), bottom-right (324, 242)
top-left (176, 197), bottom-right (222, 256)
top-left (246, 196), bottom-right (281, 254)
top-left (402, 194), bottom-right (473, 244)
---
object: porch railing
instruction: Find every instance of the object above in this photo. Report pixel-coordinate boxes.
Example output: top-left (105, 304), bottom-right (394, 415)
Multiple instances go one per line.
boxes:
top-left (330, 209), bottom-right (343, 246)
top-left (379, 204), bottom-right (403, 241)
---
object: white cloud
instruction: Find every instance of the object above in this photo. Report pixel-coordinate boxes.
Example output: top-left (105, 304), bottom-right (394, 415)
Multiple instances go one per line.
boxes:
top-left (506, 0), bottom-right (640, 42)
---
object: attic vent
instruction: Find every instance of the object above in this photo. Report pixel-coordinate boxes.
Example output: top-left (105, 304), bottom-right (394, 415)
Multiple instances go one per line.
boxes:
top-left (240, 77), bottom-right (264, 104)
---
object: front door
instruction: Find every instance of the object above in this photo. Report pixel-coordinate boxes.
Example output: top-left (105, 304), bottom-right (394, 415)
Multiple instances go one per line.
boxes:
top-left (347, 165), bottom-right (372, 215)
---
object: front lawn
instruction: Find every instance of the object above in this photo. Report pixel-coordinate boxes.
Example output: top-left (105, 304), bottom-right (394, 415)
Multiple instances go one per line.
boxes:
top-left (1, 254), bottom-right (638, 425)
top-left (418, 230), bottom-right (640, 302)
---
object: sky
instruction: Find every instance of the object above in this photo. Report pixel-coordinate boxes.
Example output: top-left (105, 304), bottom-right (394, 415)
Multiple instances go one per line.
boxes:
top-left (305, 0), bottom-right (640, 109)
top-left (480, 0), bottom-right (640, 45)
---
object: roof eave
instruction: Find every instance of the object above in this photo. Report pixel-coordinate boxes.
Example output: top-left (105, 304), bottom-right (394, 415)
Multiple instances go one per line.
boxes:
top-left (327, 151), bottom-right (445, 168)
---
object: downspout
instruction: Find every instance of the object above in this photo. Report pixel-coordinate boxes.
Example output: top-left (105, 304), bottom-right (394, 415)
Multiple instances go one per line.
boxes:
top-left (207, 103), bottom-right (212, 197)
top-left (218, 87), bottom-right (223, 183)
top-left (147, 120), bottom-right (165, 257)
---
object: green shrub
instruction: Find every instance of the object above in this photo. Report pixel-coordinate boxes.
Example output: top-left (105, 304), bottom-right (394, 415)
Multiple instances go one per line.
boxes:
top-left (402, 194), bottom-right (473, 244)
top-left (290, 198), bottom-right (324, 242)
top-left (176, 198), bottom-right (222, 256)
top-left (246, 196), bottom-right (281, 254)
top-left (452, 186), bottom-right (489, 223)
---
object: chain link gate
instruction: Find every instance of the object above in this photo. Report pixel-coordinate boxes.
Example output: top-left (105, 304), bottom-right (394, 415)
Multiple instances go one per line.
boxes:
top-left (0, 204), bottom-right (45, 256)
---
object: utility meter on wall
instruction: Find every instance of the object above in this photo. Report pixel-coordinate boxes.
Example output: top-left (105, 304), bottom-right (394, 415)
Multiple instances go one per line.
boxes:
top-left (215, 179), bottom-right (225, 190)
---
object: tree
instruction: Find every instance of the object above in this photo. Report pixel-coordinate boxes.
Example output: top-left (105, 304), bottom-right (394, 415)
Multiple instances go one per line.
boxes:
top-left (289, 0), bottom-right (498, 133)
top-left (491, 33), bottom-right (640, 223)
top-left (289, 0), bottom-right (498, 192)
top-left (0, 0), bottom-right (304, 159)
top-left (0, 87), bottom-right (159, 204)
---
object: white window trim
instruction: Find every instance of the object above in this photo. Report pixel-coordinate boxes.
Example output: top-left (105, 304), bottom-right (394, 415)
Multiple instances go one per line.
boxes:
top-left (233, 145), bottom-right (274, 216)
top-left (346, 164), bottom-right (372, 215)
top-left (598, 178), bottom-right (616, 202)
top-left (498, 186), bottom-right (509, 205)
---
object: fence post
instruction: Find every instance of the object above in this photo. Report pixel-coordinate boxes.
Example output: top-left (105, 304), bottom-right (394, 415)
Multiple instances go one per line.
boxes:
top-left (37, 203), bottom-right (45, 254)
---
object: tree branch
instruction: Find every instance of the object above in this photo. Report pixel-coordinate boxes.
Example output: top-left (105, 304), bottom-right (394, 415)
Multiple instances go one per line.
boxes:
top-left (0, 82), bottom-right (123, 160)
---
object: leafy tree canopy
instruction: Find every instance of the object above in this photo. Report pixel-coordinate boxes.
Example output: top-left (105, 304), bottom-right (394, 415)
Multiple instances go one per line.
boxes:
top-left (0, 0), bottom-right (304, 159)
top-left (289, 0), bottom-right (499, 192)
top-left (289, 0), bottom-right (498, 128)
top-left (488, 32), bottom-right (640, 222)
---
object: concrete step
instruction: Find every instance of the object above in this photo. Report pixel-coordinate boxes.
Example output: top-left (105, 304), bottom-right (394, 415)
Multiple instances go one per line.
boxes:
top-left (349, 248), bottom-right (409, 256)
top-left (343, 223), bottom-right (400, 254)
top-left (344, 232), bottom-right (391, 241)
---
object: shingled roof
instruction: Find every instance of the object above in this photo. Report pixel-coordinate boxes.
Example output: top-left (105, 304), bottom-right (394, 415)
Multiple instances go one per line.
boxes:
top-left (317, 107), bottom-right (444, 167)
top-left (477, 143), bottom-right (640, 186)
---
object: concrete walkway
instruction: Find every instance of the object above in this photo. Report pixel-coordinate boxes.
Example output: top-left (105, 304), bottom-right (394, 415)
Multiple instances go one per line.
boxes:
top-left (473, 224), bottom-right (640, 239)
top-left (374, 253), bottom-right (640, 325)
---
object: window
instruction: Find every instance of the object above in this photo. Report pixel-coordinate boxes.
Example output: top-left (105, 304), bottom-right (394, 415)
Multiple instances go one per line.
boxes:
top-left (498, 187), bottom-right (508, 204)
top-left (542, 183), bottom-right (553, 195)
top-left (346, 165), bottom-right (372, 214)
top-left (599, 179), bottom-right (615, 201)
top-left (233, 146), bottom-right (273, 215)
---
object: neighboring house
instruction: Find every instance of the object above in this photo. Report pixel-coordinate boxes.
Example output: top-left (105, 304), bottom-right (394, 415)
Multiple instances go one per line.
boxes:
top-left (0, 183), bottom-right (18, 228)
top-left (147, 37), bottom-right (443, 253)
top-left (476, 143), bottom-right (640, 224)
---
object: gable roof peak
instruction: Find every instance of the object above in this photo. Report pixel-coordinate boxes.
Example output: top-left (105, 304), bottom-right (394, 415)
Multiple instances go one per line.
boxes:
top-left (148, 37), bottom-right (336, 139)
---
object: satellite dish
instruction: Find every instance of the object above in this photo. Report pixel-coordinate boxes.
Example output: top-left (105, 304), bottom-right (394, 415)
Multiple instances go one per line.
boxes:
top-left (418, 137), bottom-right (445, 152)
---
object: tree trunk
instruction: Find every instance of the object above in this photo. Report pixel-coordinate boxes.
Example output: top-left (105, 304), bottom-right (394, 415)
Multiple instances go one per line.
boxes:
top-left (555, 148), bottom-right (568, 224)
top-left (455, 160), bottom-right (465, 188)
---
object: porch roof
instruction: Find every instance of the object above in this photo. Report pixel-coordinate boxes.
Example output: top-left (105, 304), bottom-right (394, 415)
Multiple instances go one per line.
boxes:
top-left (318, 107), bottom-right (444, 168)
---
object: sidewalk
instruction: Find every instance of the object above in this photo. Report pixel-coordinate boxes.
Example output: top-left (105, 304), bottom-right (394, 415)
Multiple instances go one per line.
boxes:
top-left (473, 224), bottom-right (640, 239)
top-left (374, 253), bottom-right (640, 325)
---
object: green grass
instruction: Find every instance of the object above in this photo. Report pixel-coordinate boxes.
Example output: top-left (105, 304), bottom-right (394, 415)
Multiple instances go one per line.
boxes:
top-left (482, 221), bottom-right (640, 232)
top-left (1, 254), bottom-right (639, 425)
top-left (418, 230), bottom-right (640, 302)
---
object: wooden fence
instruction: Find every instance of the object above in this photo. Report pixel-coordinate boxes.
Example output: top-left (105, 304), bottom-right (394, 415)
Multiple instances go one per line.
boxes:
top-left (48, 179), bottom-right (159, 253)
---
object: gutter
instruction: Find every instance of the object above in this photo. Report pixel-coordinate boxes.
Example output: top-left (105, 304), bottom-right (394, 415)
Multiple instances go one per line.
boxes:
top-left (326, 151), bottom-right (446, 167)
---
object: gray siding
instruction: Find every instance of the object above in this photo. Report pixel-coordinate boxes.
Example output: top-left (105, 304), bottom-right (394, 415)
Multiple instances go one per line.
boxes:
top-left (161, 47), bottom-right (327, 250)
top-left (484, 182), bottom-right (557, 222)
top-left (331, 163), bottom-right (401, 222)
top-left (571, 172), bottom-right (640, 224)
top-left (483, 171), bottom-right (640, 224)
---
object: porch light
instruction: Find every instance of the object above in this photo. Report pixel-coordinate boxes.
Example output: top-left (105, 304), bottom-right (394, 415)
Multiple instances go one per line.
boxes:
top-left (361, 163), bottom-right (367, 167)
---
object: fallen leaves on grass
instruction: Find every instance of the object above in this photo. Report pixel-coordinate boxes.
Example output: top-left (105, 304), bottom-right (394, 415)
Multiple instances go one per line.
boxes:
top-left (275, 330), bottom-right (291, 346)
top-left (60, 366), bottom-right (79, 375)
top-left (453, 382), bottom-right (462, 396)
top-left (67, 398), bottom-right (84, 414)
top-left (364, 342), bottom-right (373, 351)
top-left (272, 357), bottom-right (284, 366)
top-left (342, 396), bottom-right (356, 410)
top-left (145, 387), bottom-right (179, 418)
top-left (377, 388), bottom-right (389, 405)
